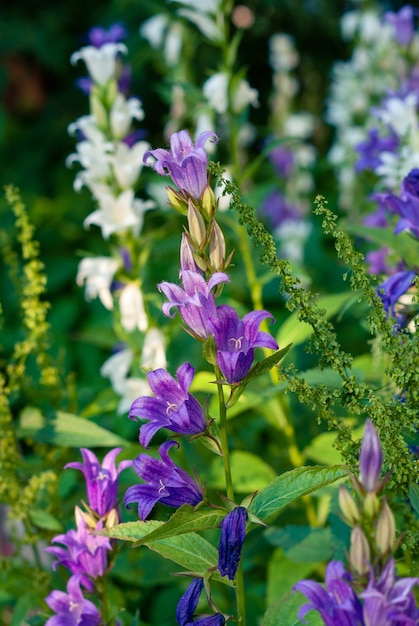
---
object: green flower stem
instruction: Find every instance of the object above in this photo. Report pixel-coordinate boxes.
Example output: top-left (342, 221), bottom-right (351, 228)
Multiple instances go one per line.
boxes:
top-left (235, 560), bottom-right (247, 626)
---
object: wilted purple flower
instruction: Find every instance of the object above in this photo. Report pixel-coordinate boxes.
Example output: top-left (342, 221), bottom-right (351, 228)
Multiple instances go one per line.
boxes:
top-left (45, 575), bottom-right (101, 626)
top-left (208, 305), bottom-right (278, 384)
top-left (124, 441), bottom-right (203, 520)
top-left (144, 130), bottom-right (218, 199)
top-left (176, 578), bottom-right (225, 626)
top-left (87, 23), bottom-right (127, 48)
top-left (45, 513), bottom-right (111, 587)
top-left (355, 128), bottom-right (399, 173)
top-left (159, 270), bottom-right (229, 340)
top-left (218, 507), bottom-right (247, 580)
top-left (384, 5), bottom-right (415, 46)
top-left (65, 447), bottom-right (131, 517)
top-left (359, 420), bottom-right (383, 493)
top-left (294, 561), bottom-right (363, 626)
top-left (129, 362), bottom-right (207, 447)
top-left (377, 270), bottom-right (416, 323)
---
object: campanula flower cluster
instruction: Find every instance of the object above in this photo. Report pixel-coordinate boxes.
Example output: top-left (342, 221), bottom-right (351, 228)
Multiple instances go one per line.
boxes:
top-left (294, 420), bottom-right (419, 625)
top-left (44, 448), bottom-right (130, 624)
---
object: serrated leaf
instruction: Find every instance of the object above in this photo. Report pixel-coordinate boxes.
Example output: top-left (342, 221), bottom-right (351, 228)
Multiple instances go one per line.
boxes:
top-left (17, 407), bottom-right (129, 448)
top-left (132, 505), bottom-right (226, 546)
top-left (263, 590), bottom-right (323, 626)
top-left (249, 465), bottom-right (348, 522)
top-left (226, 344), bottom-right (292, 408)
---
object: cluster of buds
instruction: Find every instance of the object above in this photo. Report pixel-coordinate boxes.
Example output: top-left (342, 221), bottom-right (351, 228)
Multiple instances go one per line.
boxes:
top-left (144, 129), bottom-right (233, 276)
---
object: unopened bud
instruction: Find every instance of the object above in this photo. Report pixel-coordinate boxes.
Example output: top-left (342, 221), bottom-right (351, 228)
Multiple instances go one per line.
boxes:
top-left (359, 419), bottom-right (383, 493)
top-left (105, 508), bottom-right (120, 529)
top-left (376, 498), bottom-right (396, 555)
top-left (187, 199), bottom-right (207, 248)
top-left (209, 220), bottom-right (226, 272)
top-left (363, 492), bottom-right (380, 518)
top-left (180, 233), bottom-right (201, 272)
top-left (349, 525), bottom-right (370, 576)
top-left (166, 186), bottom-right (188, 214)
top-left (338, 486), bottom-right (360, 525)
top-left (90, 88), bottom-right (108, 131)
top-left (75, 505), bottom-right (97, 529)
top-left (201, 184), bottom-right (216, 219)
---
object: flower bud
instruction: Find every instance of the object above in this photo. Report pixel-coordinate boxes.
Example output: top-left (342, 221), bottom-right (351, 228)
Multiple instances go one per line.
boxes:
top-left (349, 525), bottom-right (370, 576)
top-left (166, 186), bottom-right (188, 214)
top-left (180, 233), bottom-right (201, 272)
top-left (89, 86), bottom-right (108, 131)
top-left (376, 498), bottom-right (396, 555)
top-left (209, 220), bottom-right (226, 272)
top-left (338, 486), bottom-right (360, 525)
top-left (187, 199), bottom-right (207, 248)
top-left (75, 505), bottom-right (97, 530)
top-left (359, 419), bottom-right (383, 493)
top-left (363, 492), bottom-right (380, 519)
top-left (201, 184), bottom-right (216, 219)
top-left (105, 508), bottom-right (120, 529)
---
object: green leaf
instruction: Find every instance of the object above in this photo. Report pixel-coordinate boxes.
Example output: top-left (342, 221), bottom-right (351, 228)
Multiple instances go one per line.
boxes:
top-left (208, 450), bottom-right (277, 492)
top-left (408, 483), bottom-right (419, 517)
top-left (263, 590), bottom-right (323, 626)
top-left (131, 505), bottom-right (226, 546)
top-left (266, 549), bottom-right (317, 607)
top-left (249, 465), bottom-right (348, 522)
top-left (17, 407), bottom-right (130, 448)
top-left (28, 509), bottom-right (62, 532)
top-left (226, 345), bottom-right (292, 408)
top-left (277, 292), bottom-right (354, 348)
top-left (265, 525), bottom-right (334, 562)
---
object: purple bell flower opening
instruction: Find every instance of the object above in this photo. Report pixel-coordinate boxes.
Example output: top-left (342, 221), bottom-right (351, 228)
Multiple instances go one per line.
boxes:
top-left (208, 305), bottom-right (278, 383)
top-left (124, 441), bottom-right (203, 520)
top-left (129, 362), bottom-right (207, 447)
top-left (65, 447), bottom-right (132, 517)
top-left (218, 506), bottom-right (248, 580)
top-left (377, 270), bottom-right (416, 324)
top-left (176, 577), bottom-right (225, 626)
top-left (144, 130), bottom-right (218, 199)
top-left (45, 575), bottom-right (101, 626)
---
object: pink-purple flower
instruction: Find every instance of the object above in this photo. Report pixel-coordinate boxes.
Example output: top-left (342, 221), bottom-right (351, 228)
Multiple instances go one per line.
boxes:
top-left (208, 305), bottom-right (279, 383)
top-left (158, 270), bottom-right (230, 340)
top-left (144, 130), bottom-right (218, 199)
top-left (65, 447), bottom-right (131, 518)
top-left (129, 362), bottom-right (207, 447)
top-left (124, 441), bottom-right (203, 520)
top-left (45, 575), bottom-right (101, 626)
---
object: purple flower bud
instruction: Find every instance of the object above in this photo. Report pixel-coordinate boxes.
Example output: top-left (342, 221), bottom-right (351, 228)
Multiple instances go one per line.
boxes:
top-left (65, 448), bottom-right (131, 517)
top-left (176, 578), bottom-right (225, 626)
top-left (158, 270), bottom-right (229, 340)
top-left (129, 362), bottom-right (207, 447)
top-left (45, 575), bottom-right (101, 626)
top-left (359, 420), bottom-right (383, 493)
top-left (144, 130), bottom-right (218, 199)
top-left (125, 441), bottom-right (203, 520)
top-left (218, 507), bottom-right (247, 580)
top-left (87, 23), bottom-right (127, 48)
top-left (208, 305), bottom-right (278, 383)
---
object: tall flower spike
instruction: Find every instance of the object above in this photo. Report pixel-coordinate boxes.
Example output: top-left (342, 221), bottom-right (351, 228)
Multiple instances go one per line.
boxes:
top-left (158, 270), bottom-right (229, 340)
top-left (208, 305), bottom-right (278, 383)
top-left (359, 419), bottom-right (383, 494)
top-left (129, 362), bottom-right (207, 447)
top-left (124, 441), bottom-right (203, 520)
top-left (144, 130), bottom-right (218, 199)
top-left (218, 506), bottom-right (248, 580)
top-left (65, 447), bottom-right (132, 517)
top-left (45, 575), bottom-right (101, 626)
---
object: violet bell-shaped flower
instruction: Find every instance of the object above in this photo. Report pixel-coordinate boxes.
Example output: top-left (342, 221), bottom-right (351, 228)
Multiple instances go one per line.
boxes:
top-left (158, 270), bottom-right (229, 340)
top-left (176, 577), bottom-right (225, 626)
top-left (208, 305), bottom-right (279, 384)
top-left (144, 130), bottom-right (218, 199)
top-left (65, 447), bottom-right (131, 517)
top-left (377, 270), bottom-right (416, 324)
top-left (45, 575), bottom-right (101, 626)
top-left (129, 362), bottom-right (207, 447)
top-left (218, 506), bottom-right (247, 580)
top-left (124, 441), bottom-right (203, 520)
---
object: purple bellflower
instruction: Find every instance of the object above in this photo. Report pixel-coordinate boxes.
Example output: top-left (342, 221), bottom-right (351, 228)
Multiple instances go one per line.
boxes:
top-left (377, 270), bottom-right (416, 324)
top-left (144, 130), bottom-right (218, 199)
top-left (45, 575), bottom-right (101, 626)
top-left (129, 362), bottom-right (207, 448)
top-left (45, 513), bottom-right (111, 589)
top-left (389, 169), bottom-right (419, 240)
top-left (208, 305), bottom-right (279, 384)
top-left (359, 420), bottom-right (383, 493)
top-left (65, 447), bottom-right (132, 518)
top-left (355, 128), bottom-right (399, 173)
top-left (124, 441), bottom-right (203, 520)
top-left (294, 560), bottom-right (363, 626)
top-left (159, 270), bottom-right (230, 340)
top-left (384, 5), bottom-right (415, 46)
top-left (176, 578), bottom-right (225, 626)
top-left (218, 506), bottom-right (248, 580)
